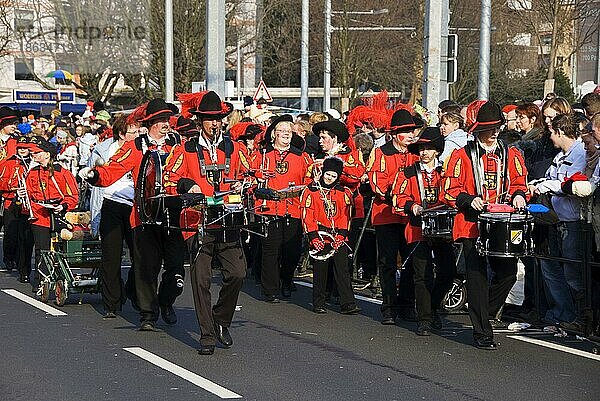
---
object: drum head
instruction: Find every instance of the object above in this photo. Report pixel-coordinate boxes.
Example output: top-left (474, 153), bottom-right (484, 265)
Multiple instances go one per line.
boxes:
top-left (136, 150), bottom-right (164, 225)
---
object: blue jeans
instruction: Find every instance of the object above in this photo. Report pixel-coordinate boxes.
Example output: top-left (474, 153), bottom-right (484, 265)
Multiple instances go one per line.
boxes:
top-left (540, 220), bottom-right (584, 323)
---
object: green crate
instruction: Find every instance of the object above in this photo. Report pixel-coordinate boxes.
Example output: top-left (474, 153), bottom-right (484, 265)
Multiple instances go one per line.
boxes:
top-left (55, 240), bottom-right (102, 267)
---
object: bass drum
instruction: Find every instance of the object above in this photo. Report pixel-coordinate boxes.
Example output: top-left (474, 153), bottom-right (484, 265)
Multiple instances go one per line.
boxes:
top-left (136, 150), bottom-right (169, 225)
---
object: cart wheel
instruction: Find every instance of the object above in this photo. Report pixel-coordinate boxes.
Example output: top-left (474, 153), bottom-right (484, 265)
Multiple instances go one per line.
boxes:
top-left (39, 282), bottom-right (50, 303)
top-left (442, 278), bottom-right (467, 313)
top-left (55, 280), bottom-right (68, 306)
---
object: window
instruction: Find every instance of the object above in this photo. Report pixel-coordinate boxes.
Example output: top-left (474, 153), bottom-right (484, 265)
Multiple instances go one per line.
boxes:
top-left (14, 9), bottom-right (34, 34)
top-left (541, 34), bottom-right (553, 46)
top-left (507, 0), bottom-right (532, 11)
top-left (14, 58), bottom-right (35, 81)
top-left (511, 33), bottom-right (532, 46)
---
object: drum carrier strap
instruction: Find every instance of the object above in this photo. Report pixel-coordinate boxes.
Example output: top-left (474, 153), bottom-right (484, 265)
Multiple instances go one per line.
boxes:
top-left (195, 133), bottom-right (234, 192)
top-left (468, 140), bottom-right (509, 202)
top-left (415, 163), bottom-right (428, 209)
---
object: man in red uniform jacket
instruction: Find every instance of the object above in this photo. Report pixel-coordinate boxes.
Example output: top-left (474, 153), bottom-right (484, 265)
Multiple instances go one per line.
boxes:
top-left (392, 127), bottom-right (455, 336)
top-left (163, 91), bottom-right (248, 355)
top-left (367, 109), bottom-right (419, 324)
top-left (81, 98), bottom-right (185, 329)
top-left (442, 101), bottom-right (528, 350)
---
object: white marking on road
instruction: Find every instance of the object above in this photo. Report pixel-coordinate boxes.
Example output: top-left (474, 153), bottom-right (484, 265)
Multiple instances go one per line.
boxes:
top-left (294, 280), bottom-right (383, 305)
top-left (123, 347), bottom-right (242, 399)
top-left (1, 289), bottom-right (67, 316)
top-left (507, 335), bottom-right (600, 362)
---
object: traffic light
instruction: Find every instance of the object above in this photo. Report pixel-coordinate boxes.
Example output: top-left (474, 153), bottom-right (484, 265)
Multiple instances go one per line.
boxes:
top-left (447, 34), bottom-right (458, 83)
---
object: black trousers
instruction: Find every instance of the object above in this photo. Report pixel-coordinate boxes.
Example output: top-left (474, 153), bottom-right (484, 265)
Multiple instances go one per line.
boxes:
top-left (462, 238), bottom-right (517, 340)
top-left (99, 199), bottom-right (135, 313)
top-left (16, 212), bottom-right (33, 279)
top-left (348, 218), bottom-right (377, 278)
top-left (375, 223), bottom-right (414, 318)
top-left (313, 246), bottom-right (356, 308)
top-left (132, 225), bottom-right (185, 323)
top-left (187, 233), bottom-right (246, 347)
top-left (31, 224), bottom-right (51, 289)
top-left (412, 241), bottom-right (456, 323)
top-left (2, 202), bottom-right (20, 265)
top-left (261, 217), bottom-right (302, 296)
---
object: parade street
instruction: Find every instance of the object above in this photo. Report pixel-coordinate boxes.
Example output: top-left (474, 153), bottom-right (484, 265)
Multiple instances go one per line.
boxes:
top-left (0, 266), bottom-right (598, 401)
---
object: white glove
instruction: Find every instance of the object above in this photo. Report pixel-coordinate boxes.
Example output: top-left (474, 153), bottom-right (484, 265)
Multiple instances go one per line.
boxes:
top-left (78, 167), bottom-right (94, 180)
top-left (572, 181), bottom-right (593, 197)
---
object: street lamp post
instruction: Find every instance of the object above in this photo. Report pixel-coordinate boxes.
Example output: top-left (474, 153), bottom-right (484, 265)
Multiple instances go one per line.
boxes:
top-left (301, 0), bottom-right (309, 111)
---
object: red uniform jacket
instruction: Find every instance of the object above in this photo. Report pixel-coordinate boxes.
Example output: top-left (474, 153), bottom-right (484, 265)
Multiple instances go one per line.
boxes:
top-left (251, 145), bottom-right (310, 219)
top-left (90, 133), bottom-right (180, 228)
top-left (392, 163), bottom-right (445, 244)
top-left (442, 141), bottom-right (528, 240)
top-left (0, 155), bottom-right (30, 210)
top-left (163, 136), bottom-right (250, 240)
top-left (367, 141), bottom-right (418, 226)
top-left (0, 135), bottom-right (17, 163)
top-left (300, 183), bottom-right (352, 240)
top-left (26, 163), bottom-right (78, 228)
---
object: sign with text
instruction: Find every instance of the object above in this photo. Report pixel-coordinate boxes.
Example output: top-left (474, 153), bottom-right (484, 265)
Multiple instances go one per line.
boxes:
top-left (13, 90), bottom-right (75, 103)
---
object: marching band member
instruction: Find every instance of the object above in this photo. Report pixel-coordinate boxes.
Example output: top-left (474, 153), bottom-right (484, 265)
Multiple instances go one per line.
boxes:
top-left (300, 156), bottom-right (360, 314)
top-left (24, 136), bottom-right (79, 290)
top-left (80, 98), bottom-right (185, 330)
top-left (0, 106), bottom-right (19, 163)
top-left (442, 101), bottom-right (528, 350)
top-left (228, 121), bottom-right (263, 164)
top-left (163, 90), bottom-right (248, 355)
top-left (251, 115), bottom-right (310, 303)
top-left (367, 108), bottom-right (419, 325)
top-left (0, 136), bottom-right (34, 281)
top-left (392, 127), bottom-right (455, 336)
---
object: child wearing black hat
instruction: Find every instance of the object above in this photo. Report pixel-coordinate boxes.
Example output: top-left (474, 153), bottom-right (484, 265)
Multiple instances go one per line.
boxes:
top-left (391, 127), bottom-right (456, 336)
top-left (300, 157), bottom-right (360, 314)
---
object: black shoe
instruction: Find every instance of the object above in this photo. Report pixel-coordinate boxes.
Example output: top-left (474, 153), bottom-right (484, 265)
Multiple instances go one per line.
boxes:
top-left (432, 312), bottom-right (444, 331)
top-left (397, 307), bottom-right (418, 322)
top-left (265, 294), bottom-right (280, 303)
top-left (139, 321), bottom-right (156, 331)
top-left (416, 321), bottom-right (432, 336)
top-left (160, 305), bottom-right (177, 325)
top-left (474, 337), bottom-right (498, 350)
top-left (560, 319), bottom-right (586, 332)
top-left (313, 306), bottom-right (327, 314)
top-left (197, 345), bottom-right (215, 355)
top-left (103, 311), bottom-right (117, 319)
top-left (281, 286), bottom-right (292, 298)
top-left (213, 321), bottom-right (233, 348)
top-left (340, 304), bottom-right (361, 315)
top-left (381, 316), bottom-right (395, 325)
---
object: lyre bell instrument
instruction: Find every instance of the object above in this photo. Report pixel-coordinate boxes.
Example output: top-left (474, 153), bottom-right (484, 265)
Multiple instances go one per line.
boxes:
top-left (308, 230), bottom-right (336, 261)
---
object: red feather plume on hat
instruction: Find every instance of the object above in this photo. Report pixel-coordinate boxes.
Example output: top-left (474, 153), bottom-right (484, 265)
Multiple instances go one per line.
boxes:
top-left (229, 122), bottom-right (253, 141)
top-left (126, 102), bottom-right (148, 125)
top-left (177, 91), bottom-right (207, 119)
top-left (347, 91), bottom-right (392, 134)
top-left (465, 100), bottom-right (487, 129)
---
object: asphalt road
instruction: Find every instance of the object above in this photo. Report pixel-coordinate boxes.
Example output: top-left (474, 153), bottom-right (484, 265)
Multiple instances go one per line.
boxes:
top-left (0, 264), bottom-right (598, 401)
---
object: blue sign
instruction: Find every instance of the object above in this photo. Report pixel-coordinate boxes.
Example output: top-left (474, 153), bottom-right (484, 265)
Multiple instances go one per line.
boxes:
top-left (13, 90), bottom-right (75, 103)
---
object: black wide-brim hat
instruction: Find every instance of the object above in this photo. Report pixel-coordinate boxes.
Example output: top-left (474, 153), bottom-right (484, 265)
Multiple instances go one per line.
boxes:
top-left (0, 106), bottom-right (19, 127)
top-left (188, 90), bottom-right (233, 119)
top-left (139, 98), bottom-right (176, 122)
top-left (265, 114), bottom-right (294, 143)
top-left (389, 109), bottom-right (417, 132)
top-left (173, 116), bottom-right (199, 136)
top-left (322, 156), bottom-right (344, 177)
top-left (407, 126), bottom-right (445, 155)
top-left (469, 101), bottom-right (505, 133)
top-left (312, 120), bottom-right (350, 142)
top-left (29, 135), bottom-right (57, 157)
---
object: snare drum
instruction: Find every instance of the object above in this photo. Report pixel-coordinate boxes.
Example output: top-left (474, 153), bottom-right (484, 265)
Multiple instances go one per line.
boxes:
top-left (476, 213), bottom-right (534, 257)
top-left (421, 209), bottom-right (457, 240)
top-left (202, 198), bottom-right (245, 230)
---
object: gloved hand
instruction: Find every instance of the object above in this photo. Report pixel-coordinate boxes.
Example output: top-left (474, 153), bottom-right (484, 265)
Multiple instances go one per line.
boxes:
top-left (333, 234), bottom-right (346, 250)
top-left (571, 181), bottom-right (593, 197)
top-left (411, 204), bottom-right (424, 216)
top-left (311, 238), bottom-right (325, 252)
top-left (78, 167), bottom-right (95, 180)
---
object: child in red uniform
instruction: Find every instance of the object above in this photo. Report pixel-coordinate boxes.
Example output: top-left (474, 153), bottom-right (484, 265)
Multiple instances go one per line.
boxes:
top-left (392, 127), bottom-right (456, 336)
top-left (300, 157), bottom-right (360, 314)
